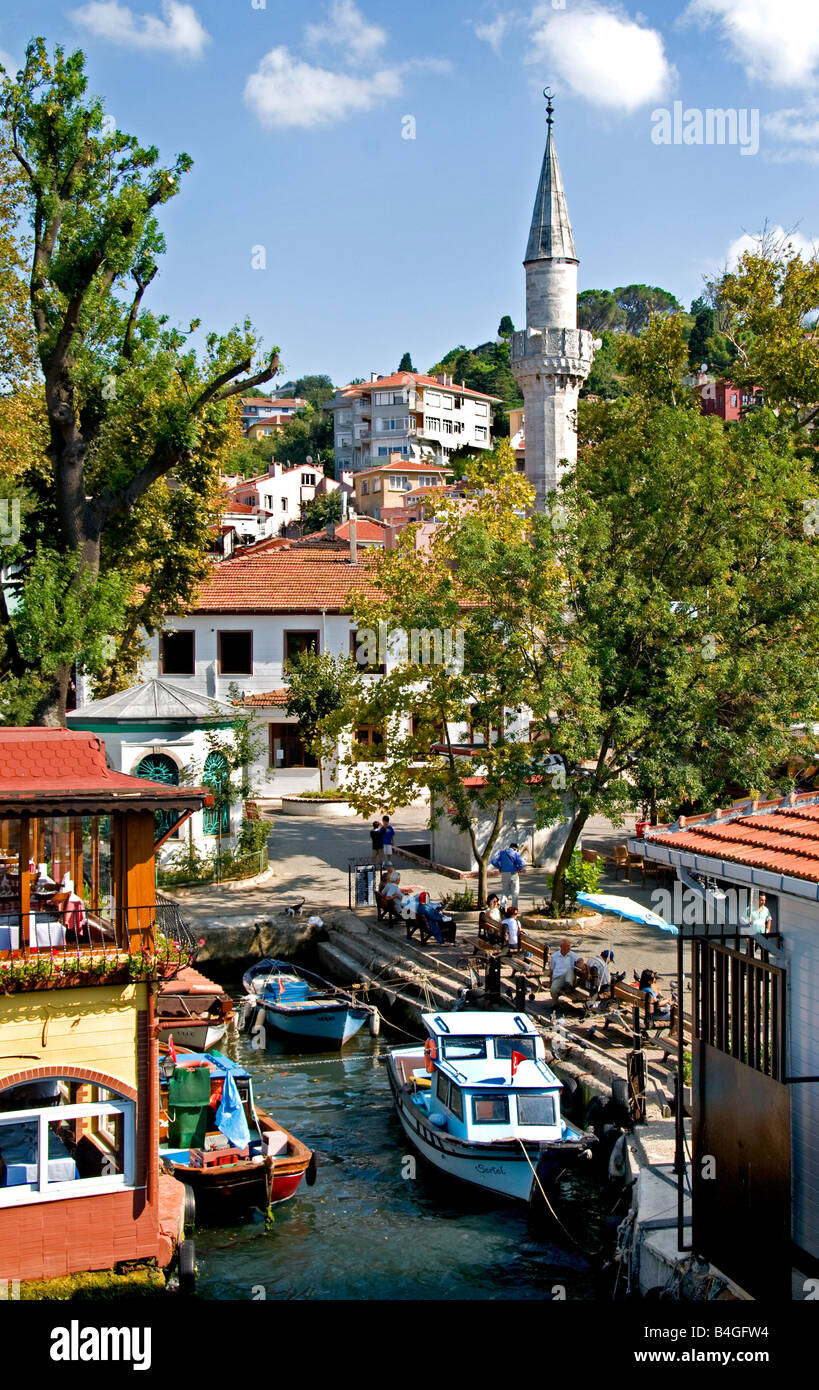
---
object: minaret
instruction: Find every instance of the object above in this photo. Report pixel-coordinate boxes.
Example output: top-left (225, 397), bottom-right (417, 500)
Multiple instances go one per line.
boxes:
top-left (510, 91), bottom-right (594, 511)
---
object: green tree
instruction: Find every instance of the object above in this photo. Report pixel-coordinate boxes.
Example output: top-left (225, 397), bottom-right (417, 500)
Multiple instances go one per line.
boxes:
top-left (613, 283), bottom-right (682, 334)
top-left (0, 41), bottom-right (278, 723)
top-left (577, 289), bottom-right (626, 335)
top-left (581, 329), bottom-right (629, 400)
top-left (284, 650), bottom-right (362, 792)
top-left (293, 374), bottom-right (334, 409)
top-left (326, 442), bottom-right (578, 905)
top-left (274, 405), bottom-right (334, 471)
top-left (300, 490), bottom-right (342, 535)
top-left (687, 296), bottom-right (735, 375)
top-left (497, 316), bottom-right (514, 339)
top-left (397, 352), bottom-right (416, 372)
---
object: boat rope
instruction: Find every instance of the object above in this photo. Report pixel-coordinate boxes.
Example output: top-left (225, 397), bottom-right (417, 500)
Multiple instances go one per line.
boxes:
top-left (514, 1137), bottom-right (593, 1257)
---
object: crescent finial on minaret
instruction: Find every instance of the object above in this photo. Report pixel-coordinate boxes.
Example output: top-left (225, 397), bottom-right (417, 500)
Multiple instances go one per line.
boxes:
top-left (544, 87), bottom-right (555, 128)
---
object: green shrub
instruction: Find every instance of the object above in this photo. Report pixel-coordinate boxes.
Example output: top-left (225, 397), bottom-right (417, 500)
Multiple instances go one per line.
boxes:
top-left (440, 887), bottom-right (476, 911)
top-left (237, 817), bottom-right (270, 853)
top-left (564, 848), bottom-right (602, 902)
top-left (293, 790), bottom-right (350, 801)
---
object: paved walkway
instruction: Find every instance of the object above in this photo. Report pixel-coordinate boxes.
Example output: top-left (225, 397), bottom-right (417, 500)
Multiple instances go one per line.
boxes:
top-left (170, 806), bottom-right (681, 985)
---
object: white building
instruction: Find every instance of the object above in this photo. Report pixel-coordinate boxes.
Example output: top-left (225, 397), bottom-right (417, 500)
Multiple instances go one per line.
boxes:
top-left (239, 395), bottom-right (306, 430)
top-left (324, 371), bottom-right (499, 477)
top-left (227, 460), bottom-right (342, 535)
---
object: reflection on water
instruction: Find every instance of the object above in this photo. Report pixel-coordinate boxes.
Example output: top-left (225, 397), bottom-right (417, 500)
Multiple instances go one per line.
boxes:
top-left (194, 1015), bottom-right (604, 1301)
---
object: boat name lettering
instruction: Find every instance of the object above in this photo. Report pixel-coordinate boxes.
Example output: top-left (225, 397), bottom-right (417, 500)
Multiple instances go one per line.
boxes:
top-left (475, 1163), bottom-right (506, 1176)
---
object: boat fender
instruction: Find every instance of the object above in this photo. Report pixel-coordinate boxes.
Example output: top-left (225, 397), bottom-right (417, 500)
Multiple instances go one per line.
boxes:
top-left (306, 1151), bottom-right (318, 1187)
top-left (368, 1009), bottom-right (381, 1037)
top-left (182, 1183), bottom-right (196, 1230)
top-left (608, 1133), bottom-right (631, 1183)
top-left (424, 1038), bottom-right (438, 1074)
top-left (178, 1239), bottom-right (196, 1296)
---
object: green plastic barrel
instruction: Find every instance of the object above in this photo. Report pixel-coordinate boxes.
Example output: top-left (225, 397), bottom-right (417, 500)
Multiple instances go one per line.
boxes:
top-left (167, 1065), bottom-right (211, 1149)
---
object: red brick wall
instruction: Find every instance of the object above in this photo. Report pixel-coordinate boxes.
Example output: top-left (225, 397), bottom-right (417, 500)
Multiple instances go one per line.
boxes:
top-left (0, 1009), bottom-right (161, 1281)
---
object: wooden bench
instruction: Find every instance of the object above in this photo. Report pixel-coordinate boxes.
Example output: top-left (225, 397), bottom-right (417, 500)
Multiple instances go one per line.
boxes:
top-left (516, 931), bottom-right (548, 971)
top-left (375, 890), bottom-right (404, 926)
top-left (606, 980), bottom-right (677, 1034)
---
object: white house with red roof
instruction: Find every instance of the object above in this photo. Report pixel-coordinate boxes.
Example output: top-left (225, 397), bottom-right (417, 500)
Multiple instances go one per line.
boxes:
top-left (239, 395), bottom-right (306, 431)
top-left (324, 371), bottom-right (499, 476)
top-left (632, 792), bottom-right (819, 1296)
top-left (226, 459), bottom-right (342, 538)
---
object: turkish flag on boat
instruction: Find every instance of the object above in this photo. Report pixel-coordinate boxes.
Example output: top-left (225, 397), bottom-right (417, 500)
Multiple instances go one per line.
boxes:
top-left (511, 1051), bottom-right (526, 1076)
top-left (168, 1034), bottom-right (177, 1064)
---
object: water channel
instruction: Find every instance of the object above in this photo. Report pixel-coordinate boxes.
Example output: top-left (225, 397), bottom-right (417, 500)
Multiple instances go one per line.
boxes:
top-left (194, 1003), bottom-right (608, 1301)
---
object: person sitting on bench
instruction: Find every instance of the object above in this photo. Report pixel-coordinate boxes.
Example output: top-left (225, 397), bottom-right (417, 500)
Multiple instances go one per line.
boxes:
top-left (584, 949), bottom-right (615, 1000)
top-left (637, 968), bottom-right (672, 1020)
top-left (416, 896), bottom-right (446, 945)
top-left (548, 938), bottom-right (584, 1004)
top-left (502, 905), bottom-right (521, 953)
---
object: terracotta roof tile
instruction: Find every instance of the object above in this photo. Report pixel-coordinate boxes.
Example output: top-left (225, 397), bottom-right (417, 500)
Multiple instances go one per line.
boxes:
top-left (240, 690), bottom-right (289, 708)
top-left (189, 545), bottom-right (382, 614)
top-left (0, 728), bottom-right (208, 811)
top-left (645, 798), bottom-right (819, 883)
top-left (338, 372), bottom-right (501, 402)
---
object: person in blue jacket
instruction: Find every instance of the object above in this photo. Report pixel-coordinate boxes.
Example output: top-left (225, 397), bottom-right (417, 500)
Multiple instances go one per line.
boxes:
top-left (490, 841), bottom-right (525, 908)
top-left (380, 816), bottom-right (396, 864)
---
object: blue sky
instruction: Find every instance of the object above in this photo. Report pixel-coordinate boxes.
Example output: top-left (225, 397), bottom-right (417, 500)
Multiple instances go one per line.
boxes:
top-left (3, 0), bottom-right (819, 387)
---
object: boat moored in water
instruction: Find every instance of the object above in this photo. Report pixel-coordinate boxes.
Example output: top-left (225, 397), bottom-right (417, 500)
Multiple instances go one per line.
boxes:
top-left (158, 1048), bottom-right (315, 1220)
top-left (241, 958), bottom-right (378, 1050)
top-left (386, 1011), bottom-right (595, 1202)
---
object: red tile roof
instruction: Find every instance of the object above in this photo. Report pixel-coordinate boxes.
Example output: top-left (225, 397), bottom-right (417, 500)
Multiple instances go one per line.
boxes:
top-left (301, 519), bottom-right (385, 543)
top-left (644, 794), bottom-right (819, 883)
top-left (240, 690), bottom-right (289, 708)
top-left (0, 729), bottom-right (209, 814)
top-left (356, 460), bottom-right (450, 476)
top-left (189, 545), bottom-right (382, 614)
top-left (225, 503), bottom-right (258, 514)
top-left (338, 372), bottom-right (500, 402)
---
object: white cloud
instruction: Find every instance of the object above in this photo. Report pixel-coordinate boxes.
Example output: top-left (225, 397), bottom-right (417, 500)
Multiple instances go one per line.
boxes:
top-left (682, 0), bottom-right (819, 88)
top-left (70, 0), bottom-right (210, 60)
top-left (475, 16), bottom-right (511, 54)
top-left (764, 101), bottom-right (819, 164)
top-left (305, 0), bottom-right (387, 65)
top-left (726, 226), bottom-right (818, 268)
top-left (527, 2), bottom-right (675, 112)
top-left (244, 47), bottom-right (402, 129)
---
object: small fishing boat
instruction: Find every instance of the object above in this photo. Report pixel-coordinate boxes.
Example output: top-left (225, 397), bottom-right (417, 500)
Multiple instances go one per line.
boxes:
top-left (157, 965), bottom-right (235, 1052)
top-left (158, 1047), bottom-right (315, 1220)
top-left (241, 958), bottom-right (379, 1050)
top-left (386, 1011), bottom-right (595, 1202)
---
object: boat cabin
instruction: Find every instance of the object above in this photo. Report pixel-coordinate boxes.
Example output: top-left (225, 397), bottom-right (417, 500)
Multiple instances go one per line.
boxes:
top-left (403, 1011), bottom-right (565, 1144)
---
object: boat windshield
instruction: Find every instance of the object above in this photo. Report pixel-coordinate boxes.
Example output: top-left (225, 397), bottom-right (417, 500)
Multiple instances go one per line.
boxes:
top-left (516, 1092), bottom-right (557, 1127)
top-left (471, 1094), bottom-right (510, 1125)
top-left (441, 1036), bottom-right (487, 1061)
top-left (494, 1037), bottom-right (537, 1062)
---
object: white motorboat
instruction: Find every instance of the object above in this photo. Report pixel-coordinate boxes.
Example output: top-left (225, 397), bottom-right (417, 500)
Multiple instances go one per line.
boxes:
top-left (386, 1010), bottom-right (595, 1202)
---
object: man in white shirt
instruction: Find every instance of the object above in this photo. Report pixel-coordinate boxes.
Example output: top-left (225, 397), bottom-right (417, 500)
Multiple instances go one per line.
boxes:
top-left (548, 938), bottom-right (584, 1003)
top-left (740, 892), bottom-right (773, 936)
top-left (585, 949), bottom-right (614, 998)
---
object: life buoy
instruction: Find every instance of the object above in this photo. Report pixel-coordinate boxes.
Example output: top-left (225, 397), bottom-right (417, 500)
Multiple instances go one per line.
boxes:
top-left (424, 1038), bottom-right (438, 1073)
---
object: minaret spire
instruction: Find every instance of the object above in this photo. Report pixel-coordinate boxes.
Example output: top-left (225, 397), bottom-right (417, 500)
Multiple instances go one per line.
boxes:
top-left (510, 89), bottom-right (594, 510)
top-left (525, 90), bottom-right (577, 264)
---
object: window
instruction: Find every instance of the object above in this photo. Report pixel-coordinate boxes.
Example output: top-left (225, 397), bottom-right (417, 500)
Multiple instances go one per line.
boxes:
top-left (372, 477), bottom-right (382, 489)
top-left (350, 628), bottom-right (386, 675)
top-left (284, 631), bottom-right (320, 663)
top-left (436, 1071), bottom-right (449, 1106)
top-left (448, 1084), bottom-right (463, 1121)
top-left (0, 1076), bottom-right (134, 1208)
top-left (218, 631), bottom-right (253, 675)
top-left (301, 473), bottom-right (316, 485)
top-left (517, 1092), bottom-right (557, 1127)
top-left (135, 752), bottom-right (180, 840)
top-left (441, 395), bottom-right (452, 410)
top-left (202, 751), bottom-right (230, 837)
top-left (425, 417), bottom-right (441, 431)
top-left (355, 725), bottom-right (385, 759)
top-left (442, 419), bottom-right (453, 433)
top-left (425, 391), bottom-right (440, 406)
top-left (474, 402), bottom-right (488, 417)
top-left (475, 426), bottom-right (487, 441)
top-left (731, 394), bottom-right (738, 408)
top-left (494, 1036), bottom-right (537, 1061)
top-left (377, 447), bottom-right (407, 457)
top-left (160, 630), bottom-right (195, 676)
top-left (374, 392), bottom-right (391, 405)
top-left (388, 475), bottom-right (411, 491)
top-left (441, 1036), bottom-right (487, 1060)
top-left (269, 723), bottom-right (316, 768)
top-left (281, 498), bottom-right (288, 512)
top-left (361, 480), bottom-right (370, 495)
top-left (471, 1095), bottom-right (510, 1125)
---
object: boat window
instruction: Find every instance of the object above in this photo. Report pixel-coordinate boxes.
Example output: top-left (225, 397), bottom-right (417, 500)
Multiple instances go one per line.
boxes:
top-left (494, 1037), bottom-right (537, 1062)
top-left (435, 1071), bottom-right (449, 1107)
top-left (517, 1092), bottom-right (557, 1127)
top-left (441, 1036), bottom-right (487, 1060)
top-left (448, 1084), bottom-right (464, 1121)
top-left (471, 1095), bottom-right (510, 1125)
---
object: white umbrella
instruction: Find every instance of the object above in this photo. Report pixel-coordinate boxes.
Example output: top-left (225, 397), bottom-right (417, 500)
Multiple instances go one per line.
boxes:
top-left (577, 891), bottom-right (678, 935)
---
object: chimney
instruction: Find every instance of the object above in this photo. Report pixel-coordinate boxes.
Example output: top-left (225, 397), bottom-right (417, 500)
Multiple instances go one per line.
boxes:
top-left (341, 489), bottom-right (349, 521)
top-left (370, 372), bottom-right (379, 382)
top-left (349, 514), bottom-right (358, 565)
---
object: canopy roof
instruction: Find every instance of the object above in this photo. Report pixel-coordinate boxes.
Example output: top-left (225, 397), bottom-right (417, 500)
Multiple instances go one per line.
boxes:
top-left (0, 728), bottom-right (210, 816)
top-left (68, 678), bottom-right (234, 724)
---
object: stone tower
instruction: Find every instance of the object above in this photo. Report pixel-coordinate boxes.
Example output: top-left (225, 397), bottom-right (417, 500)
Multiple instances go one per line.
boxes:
top-left (510, 93), bottom-right (594, 511)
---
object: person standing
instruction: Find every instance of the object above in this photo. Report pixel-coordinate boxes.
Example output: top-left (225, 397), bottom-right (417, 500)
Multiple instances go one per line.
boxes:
top-left (381, 816), bottom-right (396, 864)
top-left (370, 821), bottom-right (384, 866)
top-left (740, 891), bottom-right (773, 936)
top-left (491, 841), bottom-right (525, 908)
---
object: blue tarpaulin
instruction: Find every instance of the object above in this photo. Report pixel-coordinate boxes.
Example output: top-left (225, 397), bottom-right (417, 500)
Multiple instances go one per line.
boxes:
top-left (215, 1069), bottom-right (251, 1149)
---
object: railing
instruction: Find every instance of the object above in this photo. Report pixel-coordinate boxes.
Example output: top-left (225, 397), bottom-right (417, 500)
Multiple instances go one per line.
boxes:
top-left (0, 903), bottom-right (196, 993)
top-left (156, 846), bottom-right (268, 889)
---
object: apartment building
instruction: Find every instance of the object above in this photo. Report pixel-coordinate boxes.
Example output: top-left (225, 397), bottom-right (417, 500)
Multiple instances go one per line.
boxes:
top-left (239, 395), bottom-right (307, 431)
top-left (228, 459), bottom-right (341, 533)
top-left (325, 371), bottom-right (499, 477)
top-left (353, 458), bottom-right (450, 519)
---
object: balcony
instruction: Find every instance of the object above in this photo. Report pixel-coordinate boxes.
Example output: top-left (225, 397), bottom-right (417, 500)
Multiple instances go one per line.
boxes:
top-left (0, 898), bottom-right (197, 994)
